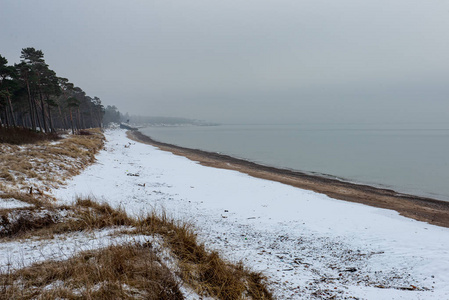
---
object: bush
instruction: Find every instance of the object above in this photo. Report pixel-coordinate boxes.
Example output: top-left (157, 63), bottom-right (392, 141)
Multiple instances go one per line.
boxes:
top-left (77, 130), bottom-right (92, 136)
top-left (0, 127), bottom-right (60, 145)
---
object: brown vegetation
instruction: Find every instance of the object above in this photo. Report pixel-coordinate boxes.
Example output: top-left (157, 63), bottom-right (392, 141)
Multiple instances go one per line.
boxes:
top-left (135, 212), bottom-right (273, 299)
top-left (0, 208), bottom-right (60, 238)
top-left (0, 198), bottom-right (273, 299)
top-left (0, 128), bottom-right (104, 199)
top-left (1, 129), bottom-right (273, 299)
top-left (0, 127), bottom-right (61, 145)
top-left (1, 243), bottom-right (184, 299)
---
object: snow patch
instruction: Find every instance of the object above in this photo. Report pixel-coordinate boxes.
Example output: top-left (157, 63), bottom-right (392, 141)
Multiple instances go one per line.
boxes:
top-left (0, 198), bottom-right (33, 209)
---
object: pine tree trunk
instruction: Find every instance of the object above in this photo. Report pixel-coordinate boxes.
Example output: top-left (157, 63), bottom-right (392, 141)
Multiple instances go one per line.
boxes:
top-left (38, 92), bottom-right (48, 133)
top-left (33, 97), bottom-right (43, 132)
top-left (3, 107), bottom-right (10, 128)
top-left (23, 112), bottom-right (29, 127)
top-left (47, 103), bottom-right (54, 132)
top-left (6, 89), bottom-right (17, 127)
top-left (58, 106), bottom-right (67, 130)
top-left (70, 108), bottom-right (75, 134)
top-left (25, 79), bottom-right (36, 131)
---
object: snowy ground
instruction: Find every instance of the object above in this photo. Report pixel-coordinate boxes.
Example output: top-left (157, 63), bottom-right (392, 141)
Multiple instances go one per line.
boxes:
top-left (48, 128), bottom-right (449, 299)
top-left (0, 227), bottom-right (150, 272)
top-left (0, 198), bottom-right (33, 209)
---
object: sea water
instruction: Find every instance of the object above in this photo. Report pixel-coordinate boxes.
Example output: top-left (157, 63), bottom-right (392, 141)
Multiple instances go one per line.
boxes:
top-left (140, 123), bottom-right (449, 201)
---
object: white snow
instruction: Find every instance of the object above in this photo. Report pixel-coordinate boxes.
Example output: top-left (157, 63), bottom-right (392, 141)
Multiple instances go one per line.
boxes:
top-left (47, 128), bottom-right (449, 299)
top-left (0, 198), bottom-right (33, 209)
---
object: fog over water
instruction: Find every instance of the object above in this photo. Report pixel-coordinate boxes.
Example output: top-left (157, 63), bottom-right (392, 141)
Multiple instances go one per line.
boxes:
top-left (1, 0), bottom-right (449, 124)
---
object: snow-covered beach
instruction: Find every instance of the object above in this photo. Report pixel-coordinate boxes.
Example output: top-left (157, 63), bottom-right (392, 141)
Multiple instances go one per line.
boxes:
top-left (46, 128), bottom-right (449, 299)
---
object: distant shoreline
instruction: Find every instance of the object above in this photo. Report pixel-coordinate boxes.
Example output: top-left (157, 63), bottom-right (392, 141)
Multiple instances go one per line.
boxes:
top-left (128, 130), bottom-right (449, 228)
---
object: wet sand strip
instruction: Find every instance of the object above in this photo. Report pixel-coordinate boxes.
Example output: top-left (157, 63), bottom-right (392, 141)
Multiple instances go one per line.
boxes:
top-left (128, 130), bottom-right (449, 228)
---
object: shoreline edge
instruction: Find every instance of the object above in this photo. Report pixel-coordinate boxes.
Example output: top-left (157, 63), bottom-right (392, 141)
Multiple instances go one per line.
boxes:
top-left (127, 130), bottom-right (449, 228)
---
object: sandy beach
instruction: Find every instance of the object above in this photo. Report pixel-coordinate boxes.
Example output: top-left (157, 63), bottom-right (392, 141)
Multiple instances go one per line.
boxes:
top-left (129, 130), bottom-right (449, 228)
top-left (44, 128), bottom-right (449, 299)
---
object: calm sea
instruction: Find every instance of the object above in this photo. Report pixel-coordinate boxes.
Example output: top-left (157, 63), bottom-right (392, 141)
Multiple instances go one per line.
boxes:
top-left (140, 123), bottom-right (449, 201)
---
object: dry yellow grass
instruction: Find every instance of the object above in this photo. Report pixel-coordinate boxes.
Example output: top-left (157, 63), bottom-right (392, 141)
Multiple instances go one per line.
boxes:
top-left (0, 129), bottom-right (104, 199)
top-left (1, 129), bottom-right (273, 299)
top-left (1, 243), bottom-right (184, 299)
top-left (135, 212), bottom-right (273, 300)
top-left (0, 198), bottom-right (273, 299)
top-left (0, 168), bottom-right (15, 183)
top-left (0, 198), bottom-right (129, 239)
top-left (0, 191), bottom-right (49, 208)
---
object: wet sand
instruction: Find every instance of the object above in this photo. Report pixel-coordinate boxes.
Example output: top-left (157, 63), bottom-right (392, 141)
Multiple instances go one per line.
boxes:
top-left (128, 130), bottom-right (449, 228)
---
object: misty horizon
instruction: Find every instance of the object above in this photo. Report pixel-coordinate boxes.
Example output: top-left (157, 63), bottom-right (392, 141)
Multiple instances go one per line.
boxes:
top-left (2, 0), bottom-right (448, 125)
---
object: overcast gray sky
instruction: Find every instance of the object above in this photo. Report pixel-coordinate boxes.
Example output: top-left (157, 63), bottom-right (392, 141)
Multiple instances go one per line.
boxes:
top-left (1, 0), bottom-right (448, 124)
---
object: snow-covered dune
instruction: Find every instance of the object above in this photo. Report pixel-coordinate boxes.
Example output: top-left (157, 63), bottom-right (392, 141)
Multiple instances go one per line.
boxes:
top-left (52, 129), bottom-right (449, 299)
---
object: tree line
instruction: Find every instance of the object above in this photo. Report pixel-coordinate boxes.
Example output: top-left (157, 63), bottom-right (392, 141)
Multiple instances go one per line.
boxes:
top-left (0, 48), bottom-right (119, 133)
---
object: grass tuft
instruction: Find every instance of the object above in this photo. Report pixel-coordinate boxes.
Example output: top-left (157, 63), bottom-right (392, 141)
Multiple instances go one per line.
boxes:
top-left (136, 212), bottom-right (273, 299)
top-left (0, 208), bottom-right (59, 238)
top-left (1, 199), bottom-right (273, 299)
top-left (1, 243), bottom-right (184, 299)
top-left (70, 198), bottom-right (133, 230)
top-left (0, 169), bottom-right (15, 183)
